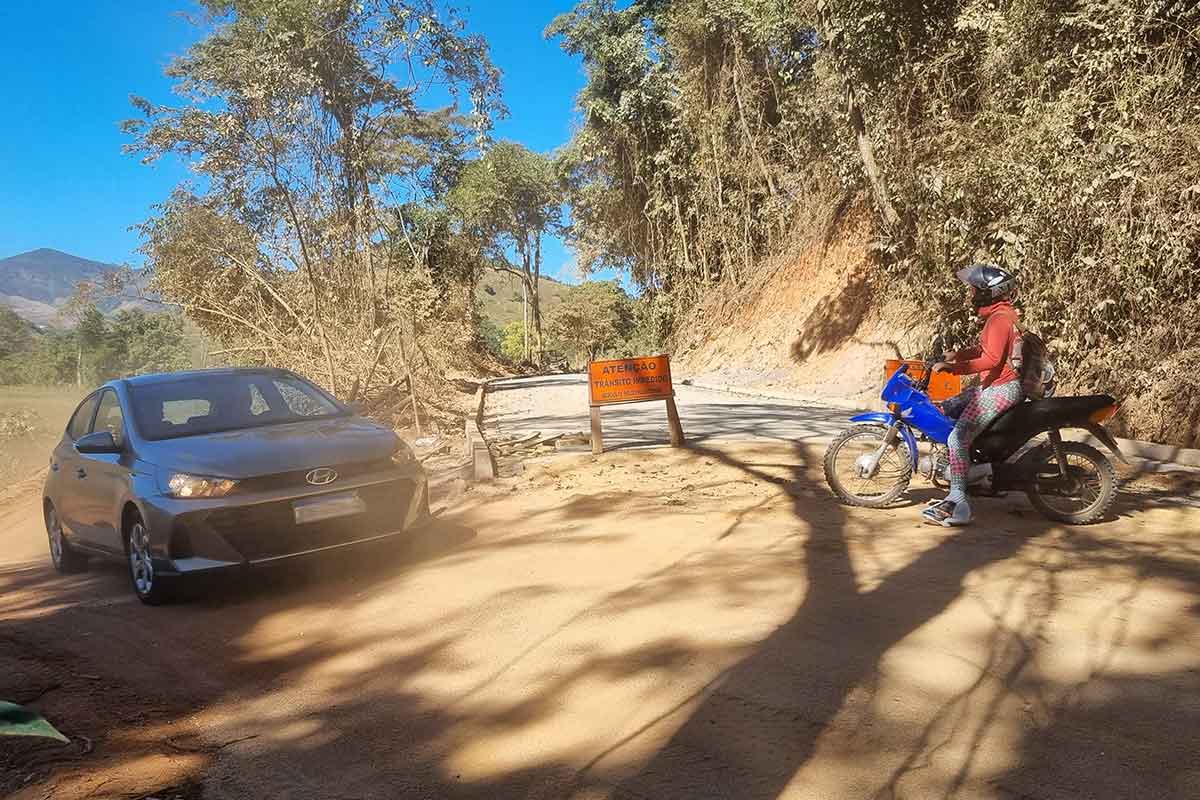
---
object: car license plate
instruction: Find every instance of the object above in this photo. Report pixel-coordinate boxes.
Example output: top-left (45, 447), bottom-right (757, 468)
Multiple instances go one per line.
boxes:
top-left (293, 491), bottom-right (366, 525)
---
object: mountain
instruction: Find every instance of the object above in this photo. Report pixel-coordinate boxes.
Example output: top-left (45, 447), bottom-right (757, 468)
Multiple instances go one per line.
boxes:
top-left (2, 248), bottom-right (566, 330)
top-left (0, 248), bottom-right (153, 326)
top-left (476, 270), bottom-right (571, 328)
top-left (0, 248), bottom-right (115, 304)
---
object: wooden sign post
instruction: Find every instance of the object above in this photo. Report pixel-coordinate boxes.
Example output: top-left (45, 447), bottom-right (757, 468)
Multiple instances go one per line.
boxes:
top-left (587, 354), bottom-right (685, 454)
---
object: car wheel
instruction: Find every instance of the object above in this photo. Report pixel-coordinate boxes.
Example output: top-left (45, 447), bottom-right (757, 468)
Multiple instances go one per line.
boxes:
top-left (126, 513), bottom-right (175, 605)
top-left (45, 503), bottom-right (88, 574)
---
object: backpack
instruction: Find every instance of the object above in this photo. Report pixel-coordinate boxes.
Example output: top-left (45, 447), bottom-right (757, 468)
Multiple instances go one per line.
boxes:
top-left (1009, 326), bottom-right (1056, 400)
top-left (992, 306), bottom-right (1055, 399)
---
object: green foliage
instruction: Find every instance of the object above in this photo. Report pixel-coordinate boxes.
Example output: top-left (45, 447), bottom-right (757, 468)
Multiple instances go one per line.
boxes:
top-left (550, 0), bottom-right (818, 295)
top-left (1, 331), bottom-right (75, 386)
top-left (0, 307), bottom-right (191, 387)
top-left (499, 320), bottom-right (528, 363)
top-left (553, 0), bottom-right (1200, 441)
top-left (448, 142), bottom-right (562, 258)
top-left (547, 281), bottom-right (634, 363)
top-left (624, 291), bottom-right (671, 357)
top-left (126, 0), bottom-right (505, 406)
top-left (0, 306), bottom-right (33, 360)
top-left (448, 141), bottom-right (562, 364)
top-left (477, 316), bottom-right (504, 357)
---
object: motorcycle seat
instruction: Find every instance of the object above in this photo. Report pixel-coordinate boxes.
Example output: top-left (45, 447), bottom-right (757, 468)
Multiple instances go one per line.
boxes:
top-left (981, 394), bottom-right (1116, 439)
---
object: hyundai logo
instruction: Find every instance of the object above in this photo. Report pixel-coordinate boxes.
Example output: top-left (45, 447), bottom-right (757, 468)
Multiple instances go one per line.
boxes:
top-left (305, 467), bottom-right (338, 486)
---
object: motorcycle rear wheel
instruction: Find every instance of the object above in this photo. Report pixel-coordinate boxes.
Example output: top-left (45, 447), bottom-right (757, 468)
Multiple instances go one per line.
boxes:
top-left (1026, 441), bottom-right (1117, 525)
top-left (824, 424), bottom-right (913, 508)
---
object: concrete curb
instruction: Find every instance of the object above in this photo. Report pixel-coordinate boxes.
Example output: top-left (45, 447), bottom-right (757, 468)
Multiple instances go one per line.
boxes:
top-left (682, 378), bottom-right (1200, 474)
top-left (464, 380), bottom-right (495, 482)
top-left (680, 380), bottom-right (864, 412)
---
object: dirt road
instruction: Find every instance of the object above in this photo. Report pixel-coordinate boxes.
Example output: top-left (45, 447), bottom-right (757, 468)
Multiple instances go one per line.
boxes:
top-left (483, 374), bottom-right (851, 450)
top-left (3, 442), bottom-right (1199, 799)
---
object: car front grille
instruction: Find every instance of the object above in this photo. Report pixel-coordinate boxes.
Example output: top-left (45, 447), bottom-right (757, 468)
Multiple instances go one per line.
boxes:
top-left (235, 458), bottom-right (395, 493)
top-left (206, 480), bottom-right (413, 561)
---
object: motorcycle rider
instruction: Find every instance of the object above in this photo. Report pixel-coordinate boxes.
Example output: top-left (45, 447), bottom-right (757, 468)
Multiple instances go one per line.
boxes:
top-left (923, 264), bottom-right (1022, 527)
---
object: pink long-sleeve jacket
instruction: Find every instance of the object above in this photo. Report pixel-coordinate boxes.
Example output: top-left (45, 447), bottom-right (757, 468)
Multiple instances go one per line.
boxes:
top-left (946, 300), bottom-right (1020, 389)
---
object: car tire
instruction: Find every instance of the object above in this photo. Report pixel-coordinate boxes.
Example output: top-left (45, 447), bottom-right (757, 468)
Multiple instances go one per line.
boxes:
top-left (125, 512), bottom-right (176, 605)
top-left (45, 502), bottom-right (88, 574)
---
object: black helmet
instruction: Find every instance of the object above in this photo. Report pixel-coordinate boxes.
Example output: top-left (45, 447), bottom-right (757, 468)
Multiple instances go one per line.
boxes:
top-left (956, 264), bottom-right (1015, 308)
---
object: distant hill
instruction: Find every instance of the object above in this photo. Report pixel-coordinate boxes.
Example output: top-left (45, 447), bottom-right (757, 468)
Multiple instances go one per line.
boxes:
top-left (0, 248), bottom-right (154, 326)
top-left (476, 270), bottom-right (571, 328)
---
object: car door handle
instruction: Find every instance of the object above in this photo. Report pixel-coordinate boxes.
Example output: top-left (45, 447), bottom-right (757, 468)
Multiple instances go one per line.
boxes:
top-left (75, 467), bottom-right (87, 479)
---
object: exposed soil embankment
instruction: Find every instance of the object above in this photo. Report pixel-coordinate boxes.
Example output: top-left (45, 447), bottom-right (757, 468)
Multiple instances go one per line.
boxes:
top-left (673, 211), bottom-right (928, 412)
top-left (672, 208), bottom-right (1197, 448)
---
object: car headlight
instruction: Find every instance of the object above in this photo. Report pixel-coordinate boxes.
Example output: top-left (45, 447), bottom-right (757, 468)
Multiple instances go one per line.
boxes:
top-left (163, 472), bottom-right (239, 498)
top-left (391, 443), bottom-right (417, 467)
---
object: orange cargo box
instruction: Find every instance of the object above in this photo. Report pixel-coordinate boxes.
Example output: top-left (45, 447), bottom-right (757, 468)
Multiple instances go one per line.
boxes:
top-left (884, 359), bottom-right (962, 403)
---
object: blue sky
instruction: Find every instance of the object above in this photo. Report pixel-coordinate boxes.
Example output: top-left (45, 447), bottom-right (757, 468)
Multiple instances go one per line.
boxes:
top-left (0, 1), bottom-right (588, 282)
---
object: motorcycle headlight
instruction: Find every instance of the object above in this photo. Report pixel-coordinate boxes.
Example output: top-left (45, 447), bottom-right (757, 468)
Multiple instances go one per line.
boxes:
top-left (163, 472), bottom-right (239, 499)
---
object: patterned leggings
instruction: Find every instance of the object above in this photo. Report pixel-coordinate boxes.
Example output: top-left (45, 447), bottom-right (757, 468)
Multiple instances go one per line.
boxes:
top-left (941, 381), bottom-right (1024, 495)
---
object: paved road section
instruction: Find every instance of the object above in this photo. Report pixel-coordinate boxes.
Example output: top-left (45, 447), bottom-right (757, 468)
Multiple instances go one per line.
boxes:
top-left (483, 374), bottom-right (853, 449)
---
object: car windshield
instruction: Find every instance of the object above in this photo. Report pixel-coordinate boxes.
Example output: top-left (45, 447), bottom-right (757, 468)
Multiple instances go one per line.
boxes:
top-left (129, 372), bottom-right (345, 441)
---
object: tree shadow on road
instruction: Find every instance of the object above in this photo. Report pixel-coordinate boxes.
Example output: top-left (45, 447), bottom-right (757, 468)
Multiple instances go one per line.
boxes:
top-left (2, 443), bottom-right (1198, 800)
top-left (581, 442), bottom-right (1045, 799)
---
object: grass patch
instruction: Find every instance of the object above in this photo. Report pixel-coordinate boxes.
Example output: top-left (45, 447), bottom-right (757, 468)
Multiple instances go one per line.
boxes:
top-left (0, 386), bottom-right (86, 482)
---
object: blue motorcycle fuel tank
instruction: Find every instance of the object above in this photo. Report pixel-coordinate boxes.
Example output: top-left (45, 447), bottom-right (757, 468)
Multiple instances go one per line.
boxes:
top-left (880, 368), bottom-right (956, 444)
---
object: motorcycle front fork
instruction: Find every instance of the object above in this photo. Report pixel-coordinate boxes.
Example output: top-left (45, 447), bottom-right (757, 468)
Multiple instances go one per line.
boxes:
top-left (861, 421), bottom-right (902, 477)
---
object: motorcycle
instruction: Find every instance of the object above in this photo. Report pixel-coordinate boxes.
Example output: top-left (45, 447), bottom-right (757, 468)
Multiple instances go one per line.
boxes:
top-left (823, 338), bottom-right (1124, 524)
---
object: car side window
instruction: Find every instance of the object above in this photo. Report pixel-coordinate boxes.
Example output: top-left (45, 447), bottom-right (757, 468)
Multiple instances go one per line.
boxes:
top-left (273, 378), bottom-right (337, 417)
top-left (93, 390), bottom-right (127, 448)
top-left (65, 394), bottom-right (100, 442)
top-left (249, 384), bottom-right (270, 416)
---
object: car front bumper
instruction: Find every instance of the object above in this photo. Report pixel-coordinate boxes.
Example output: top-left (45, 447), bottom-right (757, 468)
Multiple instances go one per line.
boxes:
top-left (140, 465), bottom-right (431, 577)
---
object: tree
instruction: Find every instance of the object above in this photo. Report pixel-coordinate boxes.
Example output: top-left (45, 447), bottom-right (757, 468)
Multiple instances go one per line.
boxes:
top-left (448, 141), bottom-right (562, 365)
top-left (125, 0), bottom-right (503, 406)
top-left (547, 280), bottom-right (633, 363)
top-left (0, 306), bottom-right (192, 386)
top-left (109, 309), bottom-right (192, 376)
top-left (499, 319), bottom-right (527, 363)
top-left (0, 306), bottom-right (33, 361)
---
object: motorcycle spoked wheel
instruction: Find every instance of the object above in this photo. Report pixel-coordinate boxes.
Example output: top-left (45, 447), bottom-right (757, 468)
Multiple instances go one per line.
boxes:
top-left (824, 424), bottom-right (913, 508)
top-left (1025, 441), bottom-right (1118, 525)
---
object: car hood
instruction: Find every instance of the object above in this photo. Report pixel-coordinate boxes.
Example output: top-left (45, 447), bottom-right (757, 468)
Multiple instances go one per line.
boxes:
top-left (136, 416), bottom-right (399, 479)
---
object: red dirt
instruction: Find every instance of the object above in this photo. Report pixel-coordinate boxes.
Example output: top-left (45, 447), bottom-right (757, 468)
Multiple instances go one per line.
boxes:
top-left (2, 444), bottom-right (1198, 799)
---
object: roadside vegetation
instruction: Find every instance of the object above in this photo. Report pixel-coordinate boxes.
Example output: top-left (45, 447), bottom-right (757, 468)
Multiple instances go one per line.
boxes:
top-left (549, 0), bottom-right (1200, 445)
top-left (0, 303), bottom-right (191, 387)
top-left (13, 1), bottom-right (1193, 441)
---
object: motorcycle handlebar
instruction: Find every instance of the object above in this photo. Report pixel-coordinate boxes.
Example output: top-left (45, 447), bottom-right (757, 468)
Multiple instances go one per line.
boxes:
top-left (918, 354), bottom-right (947, 392)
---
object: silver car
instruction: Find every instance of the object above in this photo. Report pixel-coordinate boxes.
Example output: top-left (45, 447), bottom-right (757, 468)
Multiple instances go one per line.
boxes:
top-left (43, 368), bottom-right (429, 604)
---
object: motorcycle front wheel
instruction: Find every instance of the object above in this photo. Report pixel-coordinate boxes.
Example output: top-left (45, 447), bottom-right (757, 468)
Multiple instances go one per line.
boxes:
top-left (1026, 441), bottom-right (1117, 525)
top-left (824, 424), bottom-right (913, 508)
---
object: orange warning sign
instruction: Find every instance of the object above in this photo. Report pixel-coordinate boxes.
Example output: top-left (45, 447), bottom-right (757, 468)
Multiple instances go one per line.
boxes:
top-left (884, 359), bottom-right (962, 403)
top-left (588, 355), bottom-right (674, 406)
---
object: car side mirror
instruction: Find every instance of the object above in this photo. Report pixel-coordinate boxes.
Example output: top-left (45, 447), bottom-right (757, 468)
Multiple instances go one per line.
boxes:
top-left (75, 431), bottom-right (121, 454)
